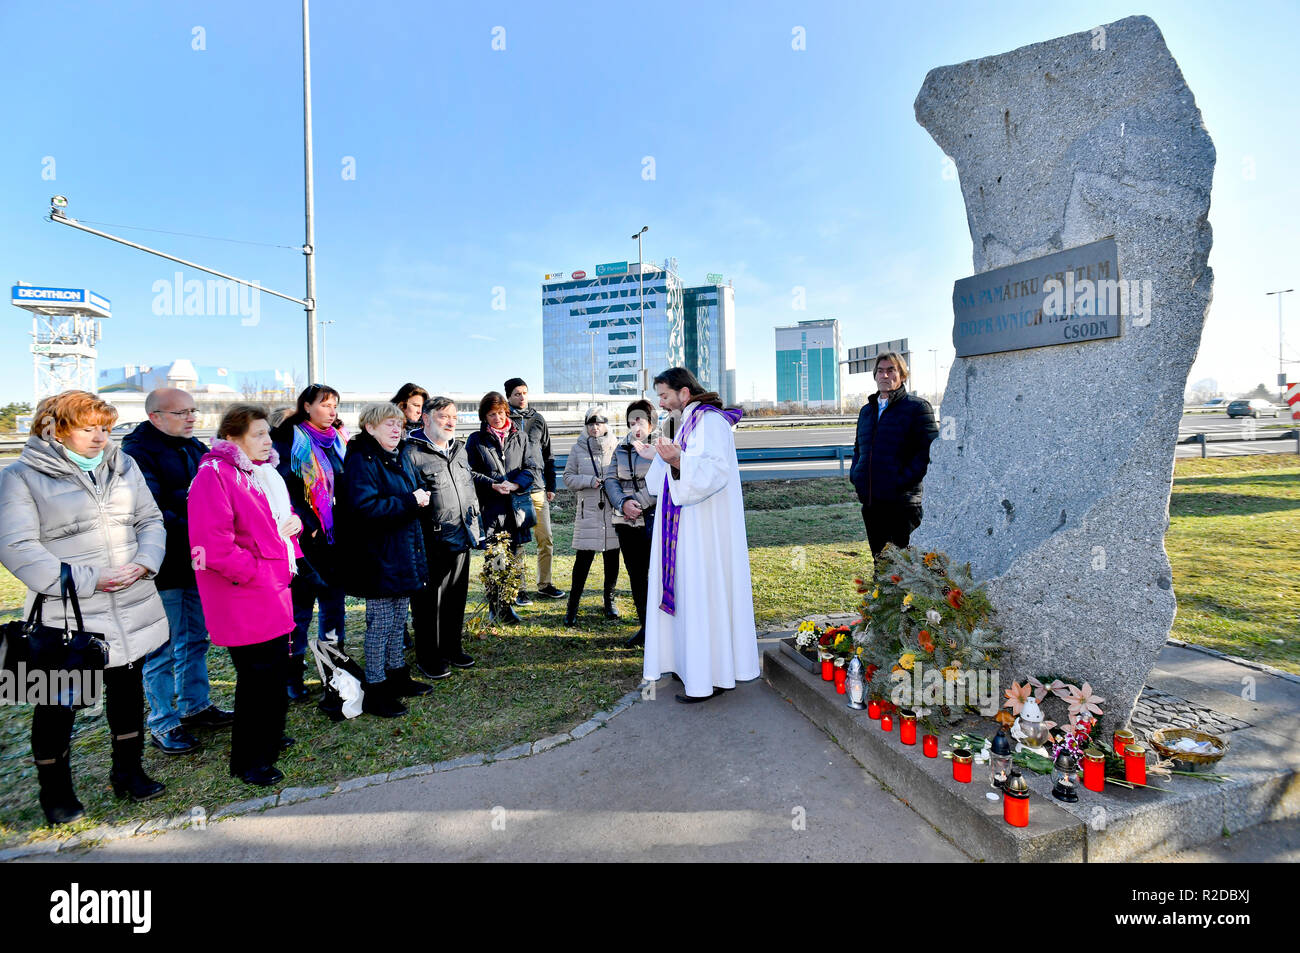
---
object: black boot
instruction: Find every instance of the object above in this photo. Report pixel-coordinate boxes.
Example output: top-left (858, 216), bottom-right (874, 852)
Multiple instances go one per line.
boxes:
top-left (564, 588), bottom-right (581, 628)
top-left (362, 677), bottom-right (407, 718)
top-left (386, 665), bottom-right (433, 698)
top-left (286, 655), bottom-right (309, 702)
top-left (624, 625), bottom-right (645, 648)
top-left (109, 732), bottom-right (166, 802)
top-left (35, 750), bottom-right (85, 826)
top-left (603, 586), bottom-right (621, 620)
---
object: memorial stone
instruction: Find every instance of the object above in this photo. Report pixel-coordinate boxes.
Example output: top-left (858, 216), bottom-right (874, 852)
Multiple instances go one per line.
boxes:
top-left (911, 15), bottom-right (1215, 726)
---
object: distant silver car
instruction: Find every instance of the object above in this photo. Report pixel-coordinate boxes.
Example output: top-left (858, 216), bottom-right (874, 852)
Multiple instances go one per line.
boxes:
top-left (1226, 399), bottom-right (1279, 419)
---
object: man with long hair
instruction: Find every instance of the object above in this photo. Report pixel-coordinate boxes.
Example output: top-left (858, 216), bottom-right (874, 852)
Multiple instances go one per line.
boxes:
top-left (638, 368), bottom-right (759, 703)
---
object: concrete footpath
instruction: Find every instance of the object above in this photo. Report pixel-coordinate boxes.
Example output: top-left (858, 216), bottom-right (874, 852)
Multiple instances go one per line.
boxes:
top-left (22, 637), bottom-right (1300, 863)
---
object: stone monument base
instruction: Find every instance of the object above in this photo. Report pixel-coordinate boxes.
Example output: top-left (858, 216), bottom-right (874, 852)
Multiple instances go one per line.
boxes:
top-left (763, 644), bottom-right (1298, 862)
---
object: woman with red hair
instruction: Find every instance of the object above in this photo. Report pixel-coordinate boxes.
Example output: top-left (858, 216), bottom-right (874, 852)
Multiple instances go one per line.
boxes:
top-left (0, 391), bottom-right (170, 825)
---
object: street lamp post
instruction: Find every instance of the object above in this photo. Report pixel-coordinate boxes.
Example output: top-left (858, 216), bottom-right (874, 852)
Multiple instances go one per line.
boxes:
top-left (302, 0), bottom-right (319, 384)
top-left (929, 348), bottom-right (939, 402)
top-left (320, 319), bottom-right (335, 382)
top-left (632, 225), bottom-right (648, 396)
top-left (1267, 289), bottom-right (1294, 400)
top-left (583, 329), bottom-right (598, 406)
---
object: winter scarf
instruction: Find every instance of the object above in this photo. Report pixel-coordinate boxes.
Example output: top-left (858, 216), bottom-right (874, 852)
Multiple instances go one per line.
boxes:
top-left (211, 439), bottom-right (297, 575)
top-left (289, 421), bottom-right (346, 543)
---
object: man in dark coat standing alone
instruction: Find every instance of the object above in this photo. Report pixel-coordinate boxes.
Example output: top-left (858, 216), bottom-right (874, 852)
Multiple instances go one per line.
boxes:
top-left (122, 387), bottom-right (233, 755)
top-left (849, 352), bottom-right (939, 560)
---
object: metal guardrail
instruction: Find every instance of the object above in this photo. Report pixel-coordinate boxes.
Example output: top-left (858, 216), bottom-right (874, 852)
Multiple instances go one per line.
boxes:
top-left (555, 444), bottom-right (854, 477)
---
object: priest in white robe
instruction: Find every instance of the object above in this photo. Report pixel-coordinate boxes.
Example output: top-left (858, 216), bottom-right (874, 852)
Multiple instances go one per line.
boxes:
top-left (639, 368), bottom-right (760, 703)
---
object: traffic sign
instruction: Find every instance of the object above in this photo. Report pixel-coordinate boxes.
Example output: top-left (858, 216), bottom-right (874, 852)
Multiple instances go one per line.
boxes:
top-left (1285, 381), bottom-right (1300, 421)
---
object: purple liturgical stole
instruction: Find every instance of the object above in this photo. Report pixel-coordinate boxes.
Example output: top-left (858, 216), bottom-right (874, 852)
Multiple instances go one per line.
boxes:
top-left (658, 402), bottom-right (744, 615)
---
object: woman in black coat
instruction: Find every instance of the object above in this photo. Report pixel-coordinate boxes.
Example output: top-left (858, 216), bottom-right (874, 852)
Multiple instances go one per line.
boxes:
top-left (271, 383), bottom-right (348, 701)
top-left (465, 391), bottom-right (541, 624)
top-left (341, 403), bottom-right (430, 717)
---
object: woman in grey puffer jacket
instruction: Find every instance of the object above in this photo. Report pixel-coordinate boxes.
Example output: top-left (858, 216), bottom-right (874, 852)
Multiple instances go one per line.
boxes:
top-left (0, 391), bottom-right (170, 825)
top-left (561, 406), bottom-right (619, 627)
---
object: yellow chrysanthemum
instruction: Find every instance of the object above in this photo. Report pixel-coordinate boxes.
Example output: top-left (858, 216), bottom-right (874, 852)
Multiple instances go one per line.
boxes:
top-left (899, 653), bottom-right (916, 671)
top-left (871, 588), bottom-right (879, 600)
top-left (902, 593), bottom-right (914, 607)
top-left (942, 664), bottom-right (961, 682)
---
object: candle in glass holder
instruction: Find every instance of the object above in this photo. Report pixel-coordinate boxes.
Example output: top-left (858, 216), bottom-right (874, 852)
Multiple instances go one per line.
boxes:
top-left (820, 659), bottom-right (834, 681)
top-left (899, 709), bottom-right (917, 745)
top-left (1113, 728), bottom-right (1135, 758)
top-left (834, 666), bottom-right (847, 694)
top-left (867, 700), bottom-right (881, 719)
top-left (1124, 743), bottom-right (1147, 786)
top-left (922, 734), bottom-right (939, 758)
top-left (880, 713), bottom-right (893, 732)
top-left (1082, 748), bottom-right (1106, 792)
top-left (952, 748), bottom-right (973, 782)
top-left (1003, 770), bottom-right (1030, 827)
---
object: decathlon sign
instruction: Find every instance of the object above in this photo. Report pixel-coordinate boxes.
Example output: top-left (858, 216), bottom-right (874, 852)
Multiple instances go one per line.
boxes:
top-left (11, 285), bottom-right (111, 318)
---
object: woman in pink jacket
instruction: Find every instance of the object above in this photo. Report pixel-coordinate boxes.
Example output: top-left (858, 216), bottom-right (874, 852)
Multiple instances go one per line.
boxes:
top-left (189, 404), bottom-right (303, 787)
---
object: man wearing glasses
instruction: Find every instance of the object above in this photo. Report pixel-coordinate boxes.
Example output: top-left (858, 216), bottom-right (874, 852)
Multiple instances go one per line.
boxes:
top-left (123, 388), bottom-right (233, 755)
top-left (849, 353), bottom-right (939, 561)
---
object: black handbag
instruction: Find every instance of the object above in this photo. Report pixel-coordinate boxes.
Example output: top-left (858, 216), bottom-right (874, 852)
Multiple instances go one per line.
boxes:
top-left (511, 490), bottom-right (538, 533)
top-left (0, 564), bottom-right (110, 678)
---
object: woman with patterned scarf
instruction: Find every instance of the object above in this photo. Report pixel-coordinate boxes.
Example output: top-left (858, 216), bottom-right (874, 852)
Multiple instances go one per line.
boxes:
top-left (271, 383), bottom-right (349, 701)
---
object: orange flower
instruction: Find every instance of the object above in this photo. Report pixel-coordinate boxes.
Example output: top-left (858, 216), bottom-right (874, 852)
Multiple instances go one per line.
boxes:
top-left (946, 588), bottom-right (964, 609)
top-left (890, 575), bottom-right (902, 583)
top-left (918, 629), bottom-right (935, 652)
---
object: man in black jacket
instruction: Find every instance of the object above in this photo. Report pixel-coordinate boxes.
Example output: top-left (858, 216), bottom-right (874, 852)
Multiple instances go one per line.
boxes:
top-left (122, 388), bottom-right (233, 755)
top-left (849, 353), bottom-right (939, 560)
top-left (505, 378), bottom-right (566, 603)
top-left (403, 397), bottom-right (482, 679)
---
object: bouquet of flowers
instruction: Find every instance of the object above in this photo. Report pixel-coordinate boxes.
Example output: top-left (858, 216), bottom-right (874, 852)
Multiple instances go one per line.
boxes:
top-left (852, 545), bottom-right (1002, 720)
top-left (465, 532), bottom-right (524, 634)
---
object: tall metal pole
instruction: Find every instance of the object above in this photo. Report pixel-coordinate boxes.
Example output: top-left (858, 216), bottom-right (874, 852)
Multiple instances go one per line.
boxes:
top-left (303, 0), bottom-right (319, 384)
top-left (1267, 289), bottom-right (1293, 401)
top-left (632, 225), bottom-right (648, 396)
top-left (321, 319), bottom-right (335, 382)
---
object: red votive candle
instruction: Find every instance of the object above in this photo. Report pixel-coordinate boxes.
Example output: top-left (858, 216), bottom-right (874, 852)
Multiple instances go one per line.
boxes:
top-left (952, 748), bottom-right (973, 783)
top-left (880, 713), bottom-right (893, 732)
top-left (923, 734), bottom-right (939, 758)
top-left (899, 709), bottom-right (917, 745)
top-left (821, 659), bottom-right (834, 681)
top-left (867, 700), bottom-right (881, 719)
top-left (1124, 744), bottom-right (1147, 786)
top-left (834, 667), bottom-right (847, 693)
top-left (1003, 774), bottom-right (1030, 828)
top-left (1082, 748), bottom-right (1106, 792)
top-left (1113, 728), bottom-right (1135, 758)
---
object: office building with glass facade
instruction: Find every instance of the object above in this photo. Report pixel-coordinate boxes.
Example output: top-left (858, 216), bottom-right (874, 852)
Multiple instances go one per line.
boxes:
top-left (683, 283), bottom-right (736, 406)
top-left (775, 319), bottom-right (841, 407)
top-left (542, 262), bottom-right (686, 397)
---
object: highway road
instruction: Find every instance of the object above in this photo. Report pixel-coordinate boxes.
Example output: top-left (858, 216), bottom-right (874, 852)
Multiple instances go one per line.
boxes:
top-left (2, 413), bottom-right (1294, 479)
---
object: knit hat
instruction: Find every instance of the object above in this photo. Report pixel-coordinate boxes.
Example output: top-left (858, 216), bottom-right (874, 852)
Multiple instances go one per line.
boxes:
top-left (504, 377), bottom-right (527, 398)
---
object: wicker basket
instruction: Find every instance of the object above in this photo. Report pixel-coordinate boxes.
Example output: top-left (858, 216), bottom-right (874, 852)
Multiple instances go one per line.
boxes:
top-left (1148, 727), bottom-right (1229, 768)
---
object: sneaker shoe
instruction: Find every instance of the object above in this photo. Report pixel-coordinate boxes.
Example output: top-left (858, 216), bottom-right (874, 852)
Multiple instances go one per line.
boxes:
top-left (449, 652), bottom-right (476, 669)
top-left (537, 584), bottom-right (567, 599)
top-left (150, 726), bottom-right (201, 755)
top-left (180, 705), bottom-right (235, 729)
top-left (515, 591), bottom-right (534, 606)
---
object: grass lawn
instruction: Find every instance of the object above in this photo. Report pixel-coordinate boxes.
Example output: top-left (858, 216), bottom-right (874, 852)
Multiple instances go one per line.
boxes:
top-left (1, 456), bottom-right (1296, 841)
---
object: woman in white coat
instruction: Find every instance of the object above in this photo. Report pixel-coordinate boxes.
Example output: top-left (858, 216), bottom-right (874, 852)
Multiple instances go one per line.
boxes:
top-left (562, 406), bottom-right (620, 627)
top-left (0, 391), bottom-right (170, 824)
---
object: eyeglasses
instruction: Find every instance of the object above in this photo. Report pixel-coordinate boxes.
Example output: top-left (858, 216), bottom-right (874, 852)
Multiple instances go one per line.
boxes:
top-left (158, 409), bottom-right (199, 418)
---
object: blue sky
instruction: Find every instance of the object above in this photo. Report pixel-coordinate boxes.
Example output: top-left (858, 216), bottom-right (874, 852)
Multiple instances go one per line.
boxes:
top-left (2, 0), bottom-right (1297, 406)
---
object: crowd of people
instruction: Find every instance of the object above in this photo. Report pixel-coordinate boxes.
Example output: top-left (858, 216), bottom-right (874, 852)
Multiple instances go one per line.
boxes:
top-left (0, 354), bottom-right (936, 826)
